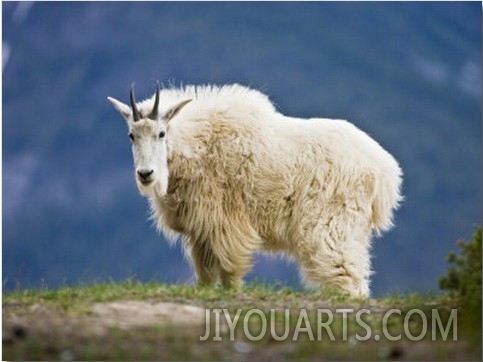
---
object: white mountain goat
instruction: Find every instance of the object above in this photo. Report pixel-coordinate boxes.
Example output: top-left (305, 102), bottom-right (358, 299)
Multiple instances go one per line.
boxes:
top-left (108, 83), bottom-right (402, 297)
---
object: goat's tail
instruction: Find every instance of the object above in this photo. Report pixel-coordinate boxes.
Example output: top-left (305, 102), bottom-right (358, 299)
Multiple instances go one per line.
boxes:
top-left (371, 165), bottom-right (403, 236)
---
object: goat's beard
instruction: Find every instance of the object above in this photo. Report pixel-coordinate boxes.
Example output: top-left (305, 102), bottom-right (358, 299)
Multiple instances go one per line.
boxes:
top-left (137, 176), bottom-right (168, 199)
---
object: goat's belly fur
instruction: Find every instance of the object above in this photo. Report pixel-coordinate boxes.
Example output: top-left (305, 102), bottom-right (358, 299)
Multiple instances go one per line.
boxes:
top-left (145, 85), bottom-right (402, 297)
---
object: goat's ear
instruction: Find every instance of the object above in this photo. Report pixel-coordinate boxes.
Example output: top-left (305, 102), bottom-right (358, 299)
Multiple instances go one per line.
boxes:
top-left (107, 97), bottom-right (132, 119)
top-left (164, 99), bottom-right (192, 122)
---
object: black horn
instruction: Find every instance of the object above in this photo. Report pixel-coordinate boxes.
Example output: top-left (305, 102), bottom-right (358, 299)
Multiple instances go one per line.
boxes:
top-left (148, 82), bottom-right (160, 120)
top-left (130, 84), bottom-right (141, 122)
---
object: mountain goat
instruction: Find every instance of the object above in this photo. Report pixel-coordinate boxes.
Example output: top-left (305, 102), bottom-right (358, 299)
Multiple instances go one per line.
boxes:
top-left (108, 83), bottom-right (402, 297)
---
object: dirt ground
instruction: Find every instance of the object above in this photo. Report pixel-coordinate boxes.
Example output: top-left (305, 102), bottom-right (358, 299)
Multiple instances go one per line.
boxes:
top-left (3, 298), bottom-right (480, 361)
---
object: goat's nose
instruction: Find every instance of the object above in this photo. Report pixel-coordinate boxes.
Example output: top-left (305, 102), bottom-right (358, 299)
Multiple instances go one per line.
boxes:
top-left (137, 169), bottom-right (154, 182)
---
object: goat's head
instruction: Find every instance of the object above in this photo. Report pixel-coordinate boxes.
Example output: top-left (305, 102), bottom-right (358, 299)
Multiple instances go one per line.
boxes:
top-left (108, 83), bottom-right (191, 197)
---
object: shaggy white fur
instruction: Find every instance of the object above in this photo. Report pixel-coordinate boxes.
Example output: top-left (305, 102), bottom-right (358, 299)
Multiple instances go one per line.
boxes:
top-left (108, 84), bottom-right (403, 297)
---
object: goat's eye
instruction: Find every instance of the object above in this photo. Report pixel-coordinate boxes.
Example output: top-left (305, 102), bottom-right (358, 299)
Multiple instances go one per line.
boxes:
top-left (128, 133), bottom-right (135, 142)
top-left (158, 131), bottom-right (166, 139)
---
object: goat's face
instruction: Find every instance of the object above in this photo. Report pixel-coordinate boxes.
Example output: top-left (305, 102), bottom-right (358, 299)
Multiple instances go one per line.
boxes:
top-left (128, 119), bottom-right (169, 196)
top-left (108, 84), bottom-right (191, 197)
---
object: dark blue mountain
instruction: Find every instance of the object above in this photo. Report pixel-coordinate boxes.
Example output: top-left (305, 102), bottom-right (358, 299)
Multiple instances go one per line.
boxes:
top-left (3, 2), bottom-right (481, 296)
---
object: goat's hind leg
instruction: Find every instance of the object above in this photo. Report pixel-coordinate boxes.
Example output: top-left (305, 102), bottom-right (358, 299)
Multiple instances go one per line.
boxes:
top-left (298, 232), bottom-right (371, 298)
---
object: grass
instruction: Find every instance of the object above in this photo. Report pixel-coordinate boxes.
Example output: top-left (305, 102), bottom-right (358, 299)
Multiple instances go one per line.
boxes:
top-left (3, 280), bottom-right (481, 361)
top-left (3, 279), bottom-right (359, 311)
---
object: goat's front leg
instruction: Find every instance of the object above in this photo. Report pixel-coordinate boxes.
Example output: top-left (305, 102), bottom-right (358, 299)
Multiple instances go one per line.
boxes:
top-left (189, 243), bottom-right (221, 287)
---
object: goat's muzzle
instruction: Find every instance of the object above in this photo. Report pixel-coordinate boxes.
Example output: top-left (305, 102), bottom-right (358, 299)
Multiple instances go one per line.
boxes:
top-left (137, 169), bottom-right (154, 185)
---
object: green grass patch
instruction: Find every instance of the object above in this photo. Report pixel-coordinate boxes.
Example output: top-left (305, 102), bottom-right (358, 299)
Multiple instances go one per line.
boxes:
top-left (3, 279), bottom-right (359, 311)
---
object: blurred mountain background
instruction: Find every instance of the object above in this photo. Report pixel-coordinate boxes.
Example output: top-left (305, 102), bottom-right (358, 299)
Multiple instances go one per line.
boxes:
top-left (2, 2), bottom-right (481, 296)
